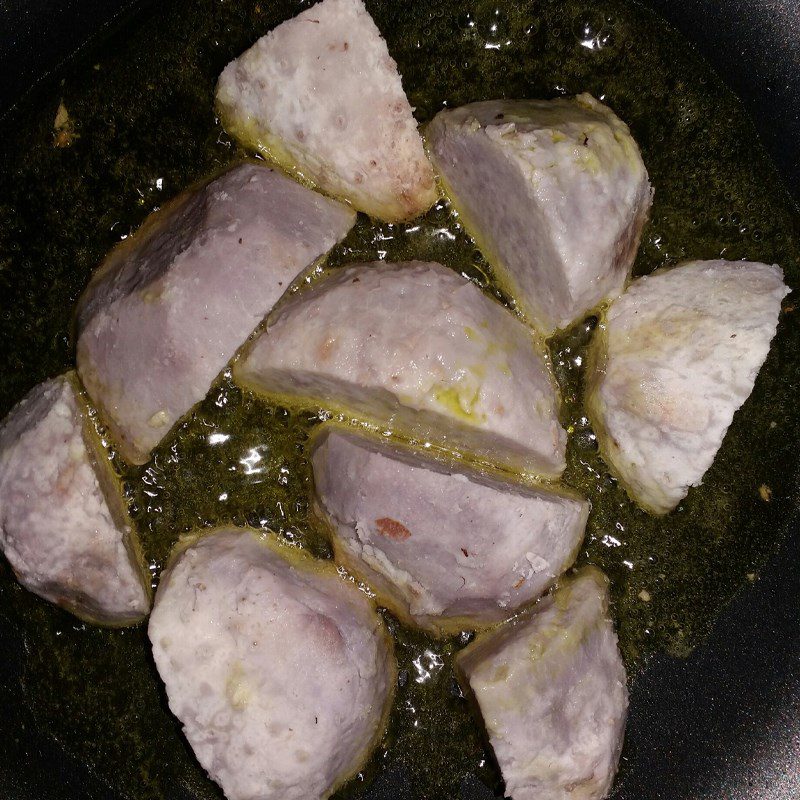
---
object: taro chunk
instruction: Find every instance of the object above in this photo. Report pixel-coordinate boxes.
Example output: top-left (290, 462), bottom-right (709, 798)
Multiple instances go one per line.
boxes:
top-left (0, 373), bottom-right (150, 625)
top-left (427, 94), bottom-right (652, 334)
top-left (76, 162), bottom-right (355, 464)
top-left (456, 567), bottom-right (628, 800)
top-left (587, 259), bottom-right (789, 514)
top-left (215, 0), bottom-right (437, 222)
top-left (149, 528), bottom-right (394, 800)
top-left (234, 260), bottom-right (566, 478)
top-left (311, 427), bottom-right (588, 635)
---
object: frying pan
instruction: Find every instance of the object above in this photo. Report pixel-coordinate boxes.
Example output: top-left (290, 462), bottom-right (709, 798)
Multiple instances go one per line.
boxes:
top-left (0, 1), bottom-right (798, 798)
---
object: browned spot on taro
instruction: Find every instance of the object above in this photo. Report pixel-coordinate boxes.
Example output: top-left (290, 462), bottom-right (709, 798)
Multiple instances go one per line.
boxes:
top-left (317, 336), bottom-right (336, 361)
top-left (54, 130), bottom-right (73, 148)
top-left (461, 548), bottom-right (469, 558)
top-left (375, 517), bottom-right (412, 540)
top-left (512, 576), bottom-right (525, 590)
top-left (565, 778), bottom-right (592, 792)
top-left (55, 459), bottom-right (80, 497)
top-left (303, 612), bottom-right (345, 652)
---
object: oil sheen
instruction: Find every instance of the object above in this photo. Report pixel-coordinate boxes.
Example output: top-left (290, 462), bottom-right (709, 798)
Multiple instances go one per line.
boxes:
top-left (0, 0), bottom-right (798, 798)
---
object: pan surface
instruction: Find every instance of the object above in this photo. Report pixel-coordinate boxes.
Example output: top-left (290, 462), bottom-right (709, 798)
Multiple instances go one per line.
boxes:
top-left (0, 1), bottom-right (798, 798)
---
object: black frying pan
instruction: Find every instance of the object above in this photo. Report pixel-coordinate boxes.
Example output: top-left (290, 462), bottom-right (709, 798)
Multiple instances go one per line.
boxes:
top-left (0, 1), bottom-right (798, 799)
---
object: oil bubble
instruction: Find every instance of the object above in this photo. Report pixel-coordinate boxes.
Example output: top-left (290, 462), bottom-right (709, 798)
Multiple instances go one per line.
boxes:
top-left (478, 7), bottom-right (511, 49)
top-left (456, 10), bottom-right (476, 31)
top-left (412, 650), bottom-right (444, 684)
top-left (572, 11), bottom-right (612, 50)
top-left (523, 18), bottom-right (541, 37)
top-left (460, 6), bottom-right (513, 49)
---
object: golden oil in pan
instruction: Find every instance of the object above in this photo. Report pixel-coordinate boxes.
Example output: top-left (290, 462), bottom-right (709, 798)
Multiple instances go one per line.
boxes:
top-left (0, 0), bottom-right (798, 797)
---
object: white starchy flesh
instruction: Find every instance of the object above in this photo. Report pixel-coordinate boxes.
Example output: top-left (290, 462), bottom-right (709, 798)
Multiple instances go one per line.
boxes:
top-left (312, 428), bottom-right (588, 634)
top-left (76, 162), bottom-right (355, 464)
top-left (0, 373), bottom-right (150, 625)
top-left (235, 260), bottom-right (566, 477)
top-left (587, 259), bottom-right (789, 514)
top-left (427, 94), bottom-right (652, 334)
top-left (149, 528), bottom-right (394, 800)
top-left (456, 567), bottom-right (628, 800)
top-left (215, 0), bottom-right (437, 222)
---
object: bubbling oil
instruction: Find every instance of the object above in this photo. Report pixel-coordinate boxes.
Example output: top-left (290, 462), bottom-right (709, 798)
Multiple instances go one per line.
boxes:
top-left (0, 0), bottom-right (798, 797)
